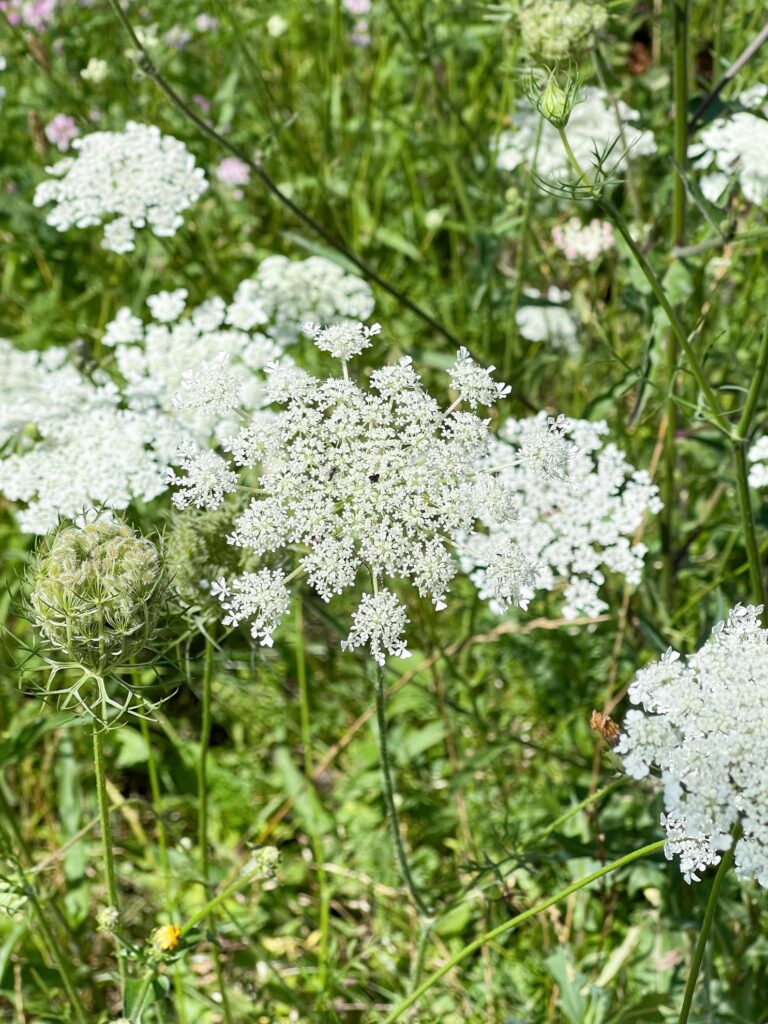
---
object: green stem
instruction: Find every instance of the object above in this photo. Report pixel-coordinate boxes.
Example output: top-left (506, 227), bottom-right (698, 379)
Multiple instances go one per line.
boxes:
top-left (179, 862), bottom-right (268, 939)
top-left (535, 778), bottom-right (626, 843)
top-left (93, 726), bottom-right (127, 1003)
top-left (196, 636), bottom-right (234, 1024)
top-left (734, 444), bottom-right (766, 607)
top-left (130, 965), bottom-right (157, 1024)
top-left (198, 636), bottom-right (213, 892)
top-left (556, 126), bottom-right (729, 437)
top-left (663, 0), bottom-right (689, 609)
top-left (600, 194), bottom-right (729, 437)
top-left (503, 118), bottom-right (543, 379)
top-left (139, 715), bottom-right (188, 1024)
top-left (374, 664), bottom-right (432, 918)
top-left (677, 843), bottom-right (735, 1023)
top-left (26, 888), bottom-right (89, 1024)
top-left (382, 839), bottom-right (666, 1023)
top-left (295, 596), bottom-right (330, 990)
top-left (733, 320), bottom-right (768, 609)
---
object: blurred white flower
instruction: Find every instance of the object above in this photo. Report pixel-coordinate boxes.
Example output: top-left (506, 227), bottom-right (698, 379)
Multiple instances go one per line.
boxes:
top-left (689, 85), bottom-right (768, 204)
top-left (516, 287), bottom-right (580, 356)
top-left (497, 86), bottom-right (656, 181)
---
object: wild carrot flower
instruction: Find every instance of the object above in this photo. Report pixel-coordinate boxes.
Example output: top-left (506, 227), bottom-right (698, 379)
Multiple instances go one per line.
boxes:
top-left (689, 85), bottom-right (768, 204)
top-left (617, 604), bottom-right (768, 886)
top-left (463, 414), bottom-right (661, 618)
top-left (171, 326), bottom-right (533, 660)
top-left (33, 121), bottom-right (207, 252)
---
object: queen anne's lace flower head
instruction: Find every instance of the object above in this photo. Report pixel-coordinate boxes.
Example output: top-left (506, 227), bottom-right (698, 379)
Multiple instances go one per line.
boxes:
top-left (617, 604), bottom-right (768, 887)
top-left (170, 327), bottom-right (532, 662)
top-left (552, 217), bottom-right (615, 261)
top-left (497, 86), bottom-right (656, 181)
top-left (249, 255), bottom-right (375, 344)
top-left (463, 413), bottom-right (662, 619)
top-left (0, 252), bottom-right (377, 534)
top-left (33, 121), bottom-right (208, 252)
top-left (689, 86), bottom-right (768, 205)
top-left (516, 0), bottom-right (607, 60)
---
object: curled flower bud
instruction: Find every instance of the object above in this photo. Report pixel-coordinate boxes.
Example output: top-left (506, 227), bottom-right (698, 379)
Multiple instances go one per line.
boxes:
top-left (535, 71), bottom-right (582, 130)
top-left (245, 845), bottom-right (281, 881)
top-left (96, 905), bottom-right (120, 933)
top-left (29, 519), bottom-right (168, 677)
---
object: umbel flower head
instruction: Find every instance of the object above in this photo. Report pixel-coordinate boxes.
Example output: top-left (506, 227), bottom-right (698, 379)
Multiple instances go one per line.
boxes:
top-left (171, 325), bottom-right (531, 663)
top-left (463, 414), bottom-right (661, 618)
top-left (27, 518), bottom-right (169, 720)
top-left (33, 121), bottom-right (207, 253)
top-left (617, 604), bottom-right (768, 886)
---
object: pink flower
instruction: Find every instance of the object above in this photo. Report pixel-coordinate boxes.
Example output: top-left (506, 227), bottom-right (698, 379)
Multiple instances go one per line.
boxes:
top-left (351, 18), bottom-right (371, 46)
top-left (343, 0), bottom-right (370, 13)
top-left (195, 13), bottom-right (219, 32)
top-left (0, 0), bottom-right (57, 29)
top-left (215, 157), bottom-right (250, 188)
top-left (44, 113), bottom-right (79, 152)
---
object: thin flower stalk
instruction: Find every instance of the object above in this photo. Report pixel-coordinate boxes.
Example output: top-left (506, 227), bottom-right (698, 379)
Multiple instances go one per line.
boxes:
top-left (382, 840), bottom-right (666, 1022)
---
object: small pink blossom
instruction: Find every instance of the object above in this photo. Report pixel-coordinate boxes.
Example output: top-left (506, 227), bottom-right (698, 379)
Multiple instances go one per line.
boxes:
top-left (215, 157), bottom-right (250, 188)
top-left (343, 0), bottom-right (370, 13)
top-left (351, 18), bottom-right (371, 46)
top-left (0, 0), bottom-right (57, 29)
top-left (44, 113), bottom-right (79, 152)
top-left (195, 13), bottom-right (218, 32)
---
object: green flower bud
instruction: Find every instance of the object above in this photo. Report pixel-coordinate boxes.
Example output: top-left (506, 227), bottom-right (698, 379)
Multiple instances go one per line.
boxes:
top-left (245, 845), bottom-right (280, 881)
top-left (163, 508), bottom-right (246, 614)
top-left (29, 518), bottom-right (167, 676)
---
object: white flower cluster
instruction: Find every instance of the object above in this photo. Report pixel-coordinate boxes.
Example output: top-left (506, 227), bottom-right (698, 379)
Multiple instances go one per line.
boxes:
top-left (245, 255), bottom-right (375, 344)
top-left (33, 121), bottom-right (208, 253)
top-left (0, 340), bottom-right (179, 534)
top-left (748, 435), bottom-right (768, 490)
top-left (497, 86), bottom-right (656, 181)
top-left (516, 0), bottom-right (607, 60)
top-left (689, 85), bottom-right (768, 205)
top-left (463, 414), bottom-right (662, 618)
top-left (103, 285), bottom-right (284, 442)
top-left (0, 256), bottom-right (374, 532)
top-left (552, 217), bottom-right (615, 261)
top-left (516, 287), bottom-right (580, 356)
top-left (171, 330), bottom-right (533, 659)
top-left (617, 604), bottom-right (768, 886)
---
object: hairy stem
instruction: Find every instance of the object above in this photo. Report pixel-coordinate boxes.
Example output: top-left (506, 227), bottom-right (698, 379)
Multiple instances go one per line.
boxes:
top-left (93, 726), bottom-right (127, 1003)
top-left (295, 596), bottom-right (331, 990)
top-left (677, 843), bottom-right (735, 1023)
top-left (196, 635), bottom-right (234, 1024)
top-left (733, 320), bottom-right (768, 609)
top-left (663, 0), bottom-right (689, 608)
top-left (374, 664), bottom-right (432, 917)
top-left (382, 839), bottom-right (666, 1023)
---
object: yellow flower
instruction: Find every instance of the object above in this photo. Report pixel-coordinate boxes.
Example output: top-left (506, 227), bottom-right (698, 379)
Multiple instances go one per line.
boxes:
top-left (152, 924), bottom-right (181, 953)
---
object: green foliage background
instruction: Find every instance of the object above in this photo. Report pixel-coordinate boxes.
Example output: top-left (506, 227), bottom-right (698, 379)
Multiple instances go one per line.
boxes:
top-left (1, 0), bottom-right (768, 1021)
